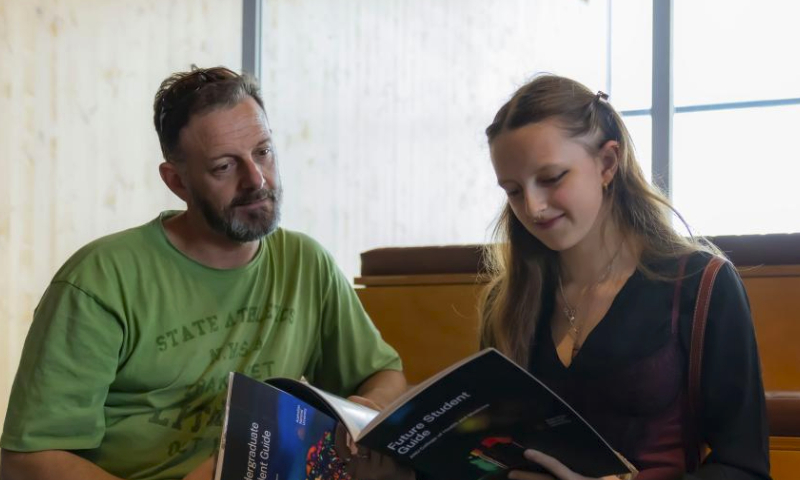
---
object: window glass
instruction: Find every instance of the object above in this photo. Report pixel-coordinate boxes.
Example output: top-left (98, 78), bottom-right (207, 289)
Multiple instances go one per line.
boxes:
top-left (260, 0), bottom-right (610, 277)
top-left (610, 0), bottom-right (652, 111)
top-left (672, 106), bottom-right (800, 235)
top-left (674, 1), bottom-right (800, 106)
top-left (621, 114), bottom-right (652, 184)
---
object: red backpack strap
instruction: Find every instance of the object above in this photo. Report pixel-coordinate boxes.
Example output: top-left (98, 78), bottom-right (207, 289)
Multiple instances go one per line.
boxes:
top-left (686, 255), bottom-right (727, 470)
top-left (688, 256), bottom-right (726, 420)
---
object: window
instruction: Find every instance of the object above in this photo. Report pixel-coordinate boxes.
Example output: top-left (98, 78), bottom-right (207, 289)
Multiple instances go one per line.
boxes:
top-left (255, 0), bottom-right (612, 277)
top-left (611, 0), bottom-right (800, 236)
top-left (609, 0), bottom-right (652, 182)
top-left (671, 0), bottom-right (800, 235)
top-left (246, 0), bottom-right (800, 278)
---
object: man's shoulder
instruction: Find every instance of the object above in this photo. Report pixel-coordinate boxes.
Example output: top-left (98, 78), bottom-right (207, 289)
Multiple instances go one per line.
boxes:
top-left (264, 228), bottom-right (332, 261)
top-left (53, 217), bottom-right (162, 282)
top-left (261, 229), bottom-right (346, 286)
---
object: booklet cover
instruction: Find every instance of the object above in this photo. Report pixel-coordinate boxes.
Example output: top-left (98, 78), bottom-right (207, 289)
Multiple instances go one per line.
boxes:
top-left (216, 348), bottom-right (637, 480)
top-left (213, 373), bottom-right (351, 480)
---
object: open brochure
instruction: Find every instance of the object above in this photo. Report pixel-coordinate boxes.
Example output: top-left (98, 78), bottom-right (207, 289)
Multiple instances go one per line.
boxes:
top-left (214, 348), bottom-right (637, 480)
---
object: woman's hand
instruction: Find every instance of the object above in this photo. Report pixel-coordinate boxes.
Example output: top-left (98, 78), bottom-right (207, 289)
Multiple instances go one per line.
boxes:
top-left (508, 450), bottom-right (633, 480)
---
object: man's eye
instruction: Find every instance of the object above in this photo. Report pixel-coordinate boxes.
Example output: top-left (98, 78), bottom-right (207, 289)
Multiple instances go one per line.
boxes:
top-left (258, 147), bottom-right (273, 157)
top-left (213, 162), bottom-right (233, 173)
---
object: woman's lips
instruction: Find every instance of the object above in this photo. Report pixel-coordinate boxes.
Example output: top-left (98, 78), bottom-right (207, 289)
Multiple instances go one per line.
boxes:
top-left (535, 214), bottom-right (564, 230)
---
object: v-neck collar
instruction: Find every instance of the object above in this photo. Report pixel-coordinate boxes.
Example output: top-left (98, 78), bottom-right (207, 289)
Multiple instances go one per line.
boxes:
top-left (545, 266), bottom-right (643, 370)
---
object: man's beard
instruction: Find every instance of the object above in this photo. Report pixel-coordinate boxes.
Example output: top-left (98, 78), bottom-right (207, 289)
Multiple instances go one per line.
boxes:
top-left (192, 187), bottom-right (283, 243)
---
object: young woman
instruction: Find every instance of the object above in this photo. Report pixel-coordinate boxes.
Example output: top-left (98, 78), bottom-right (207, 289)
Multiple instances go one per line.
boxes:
top-left (480, 75), bottom-right (770, 480)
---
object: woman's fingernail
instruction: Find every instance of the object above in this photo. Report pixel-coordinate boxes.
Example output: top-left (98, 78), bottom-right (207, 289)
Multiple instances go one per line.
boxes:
top-left (524, 449), bottom-right (541, 460)
top-left (345, 433), bottom-right (358, 454)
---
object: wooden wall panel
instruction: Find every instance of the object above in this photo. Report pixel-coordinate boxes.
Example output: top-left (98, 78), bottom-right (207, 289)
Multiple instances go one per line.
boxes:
top-left (742, 274), bottom-right (800, 391)
top-left (769, 437), bottom-right (800, 480)
top-left (358, 268), bottom-right (800, 392)
top-left (0, 0), bottom-right (241, 434)
top-left (357, 283), bottom-right (484, 384)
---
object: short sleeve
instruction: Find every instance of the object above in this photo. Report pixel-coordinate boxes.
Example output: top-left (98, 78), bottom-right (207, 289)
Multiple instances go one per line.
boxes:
top-left (684, 261), bottom-right (771, 480)
top-left (1, 281), bottom-right (124, 452)
top-left (304, 253), bottom-right (402, 396)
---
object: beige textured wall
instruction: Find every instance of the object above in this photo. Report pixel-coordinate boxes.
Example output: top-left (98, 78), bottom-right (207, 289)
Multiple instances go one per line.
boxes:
top-left (0, 0), bottom-right (241, 434)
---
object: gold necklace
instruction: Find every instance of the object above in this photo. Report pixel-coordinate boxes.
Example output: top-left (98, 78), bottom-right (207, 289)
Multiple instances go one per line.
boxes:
top-left (557, 241), bottom-right (624, 341)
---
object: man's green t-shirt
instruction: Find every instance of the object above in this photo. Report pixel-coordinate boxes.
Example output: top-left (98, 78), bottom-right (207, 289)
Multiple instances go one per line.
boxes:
top-left (1, 212), bottom-right (401, 479)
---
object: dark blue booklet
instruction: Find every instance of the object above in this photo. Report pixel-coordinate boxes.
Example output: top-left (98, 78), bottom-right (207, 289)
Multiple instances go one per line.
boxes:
top-left (215, 348), bottom-right (637, 480)
top-left (213, 372), bottom-right (352, 480)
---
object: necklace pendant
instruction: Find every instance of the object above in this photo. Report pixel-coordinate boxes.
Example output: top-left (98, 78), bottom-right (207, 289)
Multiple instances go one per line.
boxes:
top-left (562, 306), bottom-right (579, 338)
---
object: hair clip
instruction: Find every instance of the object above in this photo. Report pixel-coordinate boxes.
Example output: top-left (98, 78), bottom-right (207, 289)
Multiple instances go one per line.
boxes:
top-left (595, 91), bottom-right (610, 103)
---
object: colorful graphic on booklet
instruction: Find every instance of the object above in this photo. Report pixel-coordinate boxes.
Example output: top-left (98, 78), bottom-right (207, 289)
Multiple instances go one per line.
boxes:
top-left (305, 430), bottom-right (349, 480)
top-left (469, 437), bottom-right (527, 471)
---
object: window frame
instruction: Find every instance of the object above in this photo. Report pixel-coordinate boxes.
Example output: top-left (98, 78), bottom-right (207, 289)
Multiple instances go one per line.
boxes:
top-left (242, 0), bottom-right (262, 77)
top-left (622, 0), bottom-right (800, 204)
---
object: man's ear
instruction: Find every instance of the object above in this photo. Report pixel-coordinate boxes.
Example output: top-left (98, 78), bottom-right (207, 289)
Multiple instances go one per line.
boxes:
top-left (159, 161), bottom-right (190, 203)
top-left (598, 139), bottom-right (620, 186)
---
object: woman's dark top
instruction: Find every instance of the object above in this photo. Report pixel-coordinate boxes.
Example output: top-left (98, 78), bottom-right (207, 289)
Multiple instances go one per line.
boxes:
top-left (529, 253), bottom-right (771, 480)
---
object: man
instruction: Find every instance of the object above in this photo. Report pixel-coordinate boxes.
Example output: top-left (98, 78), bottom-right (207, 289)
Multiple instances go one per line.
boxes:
top-left (1, 66), bottom-right (407, 480)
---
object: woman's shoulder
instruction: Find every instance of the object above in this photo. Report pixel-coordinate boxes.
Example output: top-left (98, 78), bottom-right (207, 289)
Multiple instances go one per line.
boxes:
top-left (661, 250), bottom-right (747, 321)
top-left (684, 249), bottom-right (725, 271)
top-left (636, 249), bottom-right (743, 307)
top-left (641, 249), bottom-right (726, 278)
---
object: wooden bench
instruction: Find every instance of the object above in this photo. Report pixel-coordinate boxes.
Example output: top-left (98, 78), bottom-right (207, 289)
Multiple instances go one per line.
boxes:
top-left (355, 234), bottom-right (800, 479)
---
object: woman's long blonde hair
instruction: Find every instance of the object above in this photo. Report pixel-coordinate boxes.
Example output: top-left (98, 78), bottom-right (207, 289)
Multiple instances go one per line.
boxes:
top-left (479, 74), bottom-right (718, 366)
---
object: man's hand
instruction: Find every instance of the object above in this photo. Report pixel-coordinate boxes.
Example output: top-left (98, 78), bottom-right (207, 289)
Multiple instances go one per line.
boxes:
top-left (182, 455), bottom-right (217, 480)
top-left (508, 450), bottom-right (634, 480)
top-left (1, 449), bottom-right (220, 480)
top-left (344, 446), bottom-right (416, 480)
top-left (355, 370), bottom-right (408, 410)
top-left (0, 449), bottom-right (124, 480)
